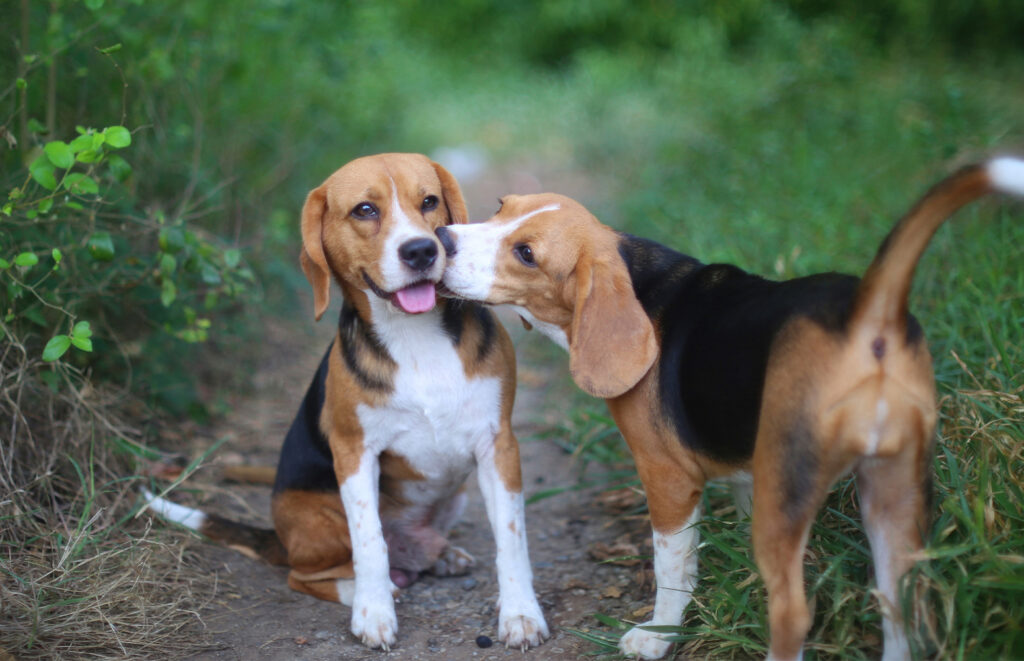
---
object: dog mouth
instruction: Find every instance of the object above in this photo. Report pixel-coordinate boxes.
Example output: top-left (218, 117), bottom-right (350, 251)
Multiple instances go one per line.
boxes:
top-left (392, 280), bottom-right (437, 314)
top-left (435, 281), bottom-right (462, 300)
top-left (362, 271), bottom-right (437, 314)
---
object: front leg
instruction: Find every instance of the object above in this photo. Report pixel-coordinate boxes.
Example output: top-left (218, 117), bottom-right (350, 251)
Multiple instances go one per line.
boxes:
top-left (476, 428), bottom-right (549, 650)
top-left (340, 451), bottom-right (398, 650)
top-left (617, 444), bottom-right (704, 660)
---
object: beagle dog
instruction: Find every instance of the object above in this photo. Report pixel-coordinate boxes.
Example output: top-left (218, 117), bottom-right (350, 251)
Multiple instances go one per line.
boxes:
top-left (437, 156), bottom-right (1024, 660)
top-left (146, 153), bottom-right (548, 651)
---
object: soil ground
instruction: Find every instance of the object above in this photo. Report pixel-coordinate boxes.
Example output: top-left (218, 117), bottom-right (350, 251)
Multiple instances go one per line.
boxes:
top-left (161, 161), bottom-right (656, 660)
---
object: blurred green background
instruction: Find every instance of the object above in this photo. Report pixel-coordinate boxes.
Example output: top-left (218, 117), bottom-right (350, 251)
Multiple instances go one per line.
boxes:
top-left (3, 0), bottom-right (1023, 413)
top-left (2, 2), bottom-right (1023, 658)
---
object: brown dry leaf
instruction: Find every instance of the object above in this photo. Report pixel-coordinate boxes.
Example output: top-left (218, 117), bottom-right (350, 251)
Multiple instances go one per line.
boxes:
top-left (565, 578), bottom-right (590, 590)
top-left (596, 487), bottom-right (646, 513)
top-left (589, 535), bottom-right (643, 566)
top-left (632, 604), bottom-right (655, 618)
top-left (601, 586), bottom-right (622, 599)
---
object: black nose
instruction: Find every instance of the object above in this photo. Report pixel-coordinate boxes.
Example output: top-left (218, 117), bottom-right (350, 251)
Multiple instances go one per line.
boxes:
top-left (435, 226), bottom-right (457, 257)
top-left (398, 237), bottom-right (438, 271)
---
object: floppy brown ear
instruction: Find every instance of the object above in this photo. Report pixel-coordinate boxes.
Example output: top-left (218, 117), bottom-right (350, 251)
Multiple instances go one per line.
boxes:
top-left (432, 161), bottom-right (469, 225)
top-left (568, 256), bottom-right (658, 398)
top-left (300, 184), bottom-right (331, 321)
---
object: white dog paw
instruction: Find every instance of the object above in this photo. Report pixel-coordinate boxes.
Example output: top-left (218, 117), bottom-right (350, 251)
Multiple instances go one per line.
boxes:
top-left (619, 624), bottom-right (673, 659)
top-left (498, 609), bottom-right (549, 650)
top-left (351, 598), bottom-right (398, 650)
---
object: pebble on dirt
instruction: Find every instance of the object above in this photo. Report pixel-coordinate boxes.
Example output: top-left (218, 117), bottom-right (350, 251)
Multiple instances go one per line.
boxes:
top-left (475, 635), bottom-right (493, 648)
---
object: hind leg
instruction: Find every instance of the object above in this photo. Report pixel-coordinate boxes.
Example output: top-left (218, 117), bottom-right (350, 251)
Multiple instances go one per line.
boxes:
top-left (857, 447), bottom-right (932, 661)
top-left (429, 488), bottom-right (476, 577)
top-left (752, 414), bottom-right (845, 661)
top-left (752, 474), bottom-right (821, 661)
top-left (272, 489), bottom-right (359, 602)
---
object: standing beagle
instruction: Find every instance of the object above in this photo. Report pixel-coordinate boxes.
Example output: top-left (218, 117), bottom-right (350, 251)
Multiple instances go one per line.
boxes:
top-left (146, 153), bottom-right (548, 651)
top-left (437, 156), bottom-right (1024, 659)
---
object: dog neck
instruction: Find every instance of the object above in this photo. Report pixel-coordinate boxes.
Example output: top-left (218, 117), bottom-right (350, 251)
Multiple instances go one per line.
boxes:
top-left (616, 232), bottom-right (702, 320)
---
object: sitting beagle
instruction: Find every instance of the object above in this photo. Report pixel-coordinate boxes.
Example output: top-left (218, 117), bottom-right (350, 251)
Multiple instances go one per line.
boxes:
top-left (146, 153), bottom-right (548, 651)
top-left (437, 156), bottom-right (1024, 660)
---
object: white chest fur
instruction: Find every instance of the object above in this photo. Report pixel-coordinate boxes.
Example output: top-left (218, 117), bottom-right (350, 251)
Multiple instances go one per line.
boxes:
top-left (357, 298), bottom-right (503, 488)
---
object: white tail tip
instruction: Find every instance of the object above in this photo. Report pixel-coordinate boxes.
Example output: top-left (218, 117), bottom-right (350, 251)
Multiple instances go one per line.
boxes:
top-left (141, 488), bottom-right (207, 531)
top-left (988, 157), bottom-right (1024, 197)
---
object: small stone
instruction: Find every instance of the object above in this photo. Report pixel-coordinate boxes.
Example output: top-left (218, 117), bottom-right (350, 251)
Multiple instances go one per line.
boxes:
top-left (462, 577), bottom-right (478, 591)
top-left (476, 635), bottom-right (493, 648)
top-left (313, 630), bottom-right (332, 640)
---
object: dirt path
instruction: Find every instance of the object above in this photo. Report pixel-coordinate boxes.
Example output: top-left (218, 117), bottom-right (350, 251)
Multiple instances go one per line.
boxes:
top-left (165, 160), bottom-right (652, 660)
top-left (176, 314), bottom-right (643, 661)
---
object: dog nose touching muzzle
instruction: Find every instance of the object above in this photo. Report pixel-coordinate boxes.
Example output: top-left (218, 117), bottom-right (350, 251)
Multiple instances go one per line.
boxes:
top-left (435, 226), bottom-right (457, 258)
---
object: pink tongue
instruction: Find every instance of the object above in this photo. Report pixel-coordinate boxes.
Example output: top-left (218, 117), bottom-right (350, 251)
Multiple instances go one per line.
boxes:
top-left (393, 282), bottom-right (436, 314)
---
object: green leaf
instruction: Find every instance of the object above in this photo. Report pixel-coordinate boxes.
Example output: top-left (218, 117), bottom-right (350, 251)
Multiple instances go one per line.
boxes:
top-left (71, 336), bottom-right (94, 352)
top-left (69, 134), bottom-right (93, 153)
top-left (160, 278), bottom-right (177, 307)
top-left (0, 258), bottom-right (10, 269)
top-left (29, 156), bottom-right (57, 190)
top-left (71, 321), bottom-right (92, 339)
top-left (76, 149), bottom-right (102, 164)
top-left (106, 154), bottom-right (132, 182)
top-left (43, 335), bottom-right (72, 362)
top-left (16, 78), bottom-right (26, 91)
top-left (51, 248), bottom-right (62, 270)
top-left (23, 307), bottom-right (46, 327)
top-left (158, 226), bottom-right (185, 253)
top-left (85, 0), bottom-right (105, 9)
top-left (224, 248), bottom-right (241, 268)
top-left (64, 173), bottom-right (99, 195)
top-left (97, 42), bottom-right (120, 53)
top-left (200, 262), bottom-right (222, 285)
top-left (159, 253), bottom-right (177, 275)
top-left (14, 252), bottom-right (39, 267)
top-left (44, 141), bottom-right (75, 169)
top-left (37, 198), bottom-right (53, 214)
top-left (27, 118), bottom-right (46, 134)
top-left (87, 232), bottom-right (115, 261)
top-left (104, 126), bottom-right (131, 149)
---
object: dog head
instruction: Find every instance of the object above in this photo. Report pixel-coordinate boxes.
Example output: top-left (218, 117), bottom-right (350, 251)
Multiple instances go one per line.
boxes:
top-left (300, 153), bottom-right (468, 319)
top-left (439, 193), bottom-right (657, 398)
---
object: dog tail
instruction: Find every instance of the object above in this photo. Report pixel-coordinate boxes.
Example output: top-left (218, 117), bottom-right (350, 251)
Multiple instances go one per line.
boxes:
top-left (141, 488), bottom-right (288, 565)
top-left (850, 156), bottom-right (1024, 336)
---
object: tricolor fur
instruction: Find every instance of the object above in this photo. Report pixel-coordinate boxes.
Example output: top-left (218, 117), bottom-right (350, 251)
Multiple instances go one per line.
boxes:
top-left (438, 156), bottom-right (1024, 660)
top-left (146, 153), bottom-right (547, 652)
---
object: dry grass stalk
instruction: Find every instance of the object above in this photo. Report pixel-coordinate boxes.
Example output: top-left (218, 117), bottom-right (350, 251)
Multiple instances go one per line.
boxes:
top-left (0, 331), bottom-right (215, 659)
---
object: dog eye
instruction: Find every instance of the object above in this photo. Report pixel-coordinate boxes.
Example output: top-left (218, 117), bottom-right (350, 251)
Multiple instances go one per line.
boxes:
top-left (351, 202), bottom-right (378, 219)
top-left (513, 243), bottom-right (536, 267)
top-left (421, 195), bottom-right (439, 212)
